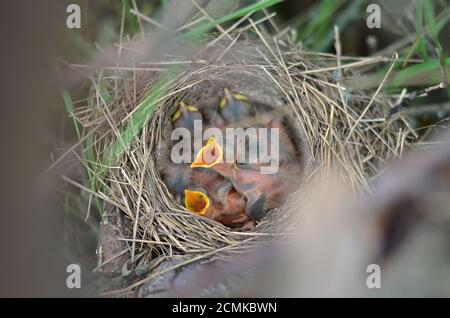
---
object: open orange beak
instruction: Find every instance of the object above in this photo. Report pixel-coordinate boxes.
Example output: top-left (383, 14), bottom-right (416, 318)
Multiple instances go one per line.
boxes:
top-left (190, 137), bottom-right (223, 168)
top-left (184, 189), bottom-right (210, 216)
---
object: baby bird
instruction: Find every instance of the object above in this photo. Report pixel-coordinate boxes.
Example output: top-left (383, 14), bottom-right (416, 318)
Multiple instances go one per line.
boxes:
top-left (184, 183), bottom-right (249, 228)
top-left (190, 137), bottom-right (292, 223)
top-left (161, 163), bottom-right (192, 204)
top-left (215, 187), bottom-right (250, 228)
top-left (190, 167), bottom-right (224, 191)
top-left (219, 88), bottom-right (251, 124)
top-left (206, 180), bottom-right (249, 227)
top-left (172, 101), bottom-right (203, 132)
top-left (260, 113), bottom-right (299, 168)
top-left (202, 106), bottom-right (226, 129)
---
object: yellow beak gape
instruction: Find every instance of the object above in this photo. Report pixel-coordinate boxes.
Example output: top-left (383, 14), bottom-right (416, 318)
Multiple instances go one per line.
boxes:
top-left (184, 190), bottom-right (210, 216)
top-left (190, 137), bottom-right (223, 168)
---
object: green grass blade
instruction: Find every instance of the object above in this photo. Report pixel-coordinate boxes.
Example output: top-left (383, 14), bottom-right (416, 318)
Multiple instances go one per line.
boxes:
top-left (389, 57), bottom-right (450, 88)
top-left (298, 0), bottom-right (344, 46)
top-left (104, 65), bottom-right (183, 165)
top-left (415, 0), bottom-right (430, 61)
top-left (63, 90), bottom-right (105, 216)
top-left (181, 0), bottom-right (282, 40)
top-left (62, 91), bottom-right (81, 139)
top-left (314, 0), bottom-right (365, 51)
top-left (423, 0), bottom-right (450, 97)
top-left (105, 0), bottom-right (282, 165)
top-left (345, 57), bottom-right (450, 90)
top-left (122, 0), bottom-right (139, 35)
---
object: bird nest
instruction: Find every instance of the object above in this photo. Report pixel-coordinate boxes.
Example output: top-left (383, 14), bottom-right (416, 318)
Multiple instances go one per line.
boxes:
top-left (76, 35), bottom-right (416, 295)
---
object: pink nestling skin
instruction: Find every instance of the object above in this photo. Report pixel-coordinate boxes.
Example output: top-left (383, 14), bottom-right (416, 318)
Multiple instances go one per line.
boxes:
top-left (190, 167), bottom-right (224, 190)
top-left (190, 168), bottom-right (246, 225)
top-left (210, 184), bottom-right (249, 227)
top-left (191, 178), bottom-right (248, 228)
top-left (190, 137), bottom-right (293, 223)
top-left (212, 162), bottom-right (290, 222)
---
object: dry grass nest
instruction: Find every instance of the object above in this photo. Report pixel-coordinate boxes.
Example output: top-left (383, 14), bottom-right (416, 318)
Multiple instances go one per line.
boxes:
top-left (73, 34), bottom-right (417, 293)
